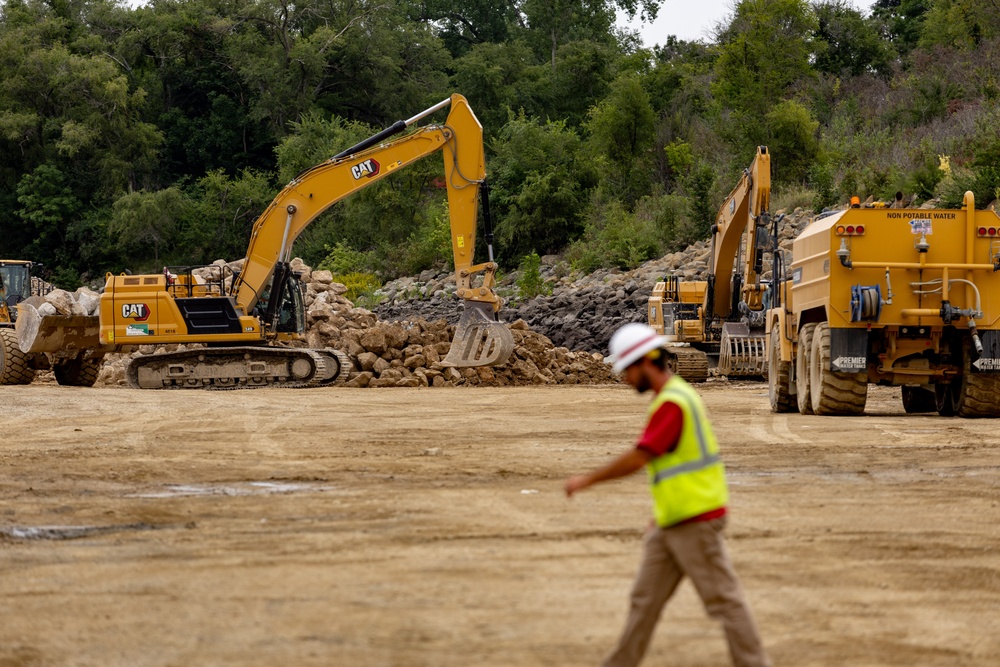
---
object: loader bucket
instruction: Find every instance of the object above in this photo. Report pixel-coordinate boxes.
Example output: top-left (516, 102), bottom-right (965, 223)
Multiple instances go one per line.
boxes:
top-left (717, 322), bottom-right (767, 378)
top-left (15, 300), bottom-right (100, 354)
top-left (443, 301), bottom-right (515, 368)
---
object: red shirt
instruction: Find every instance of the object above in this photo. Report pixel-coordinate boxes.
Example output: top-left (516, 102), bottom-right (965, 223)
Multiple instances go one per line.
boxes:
top-left (635, 400), bottom-right (727, 525)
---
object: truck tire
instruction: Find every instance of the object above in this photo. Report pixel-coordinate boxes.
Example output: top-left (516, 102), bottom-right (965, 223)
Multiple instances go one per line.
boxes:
top-left (53, 356), bottom-right (103, 387)
top-left (953, 343), bottom-right (1000, 417)
top-left (809, 322), bottom-right (867, 415)
top-left (768, 326), bottom-right (795, 413)
top-left (795, 323), bottom-right (816, 415)
top-left (901, 386), bottom-right (936, 413)
top-left (0, 327), bottom-right (36, 385)
top-left (934, 382), bottom-right (958, 416)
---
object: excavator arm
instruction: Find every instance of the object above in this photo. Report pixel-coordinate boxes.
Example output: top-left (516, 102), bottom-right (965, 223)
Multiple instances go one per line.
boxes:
top-left (232, 94), bottom-right (513, 367)
top-left (707, 146), bottom-right (771, 319)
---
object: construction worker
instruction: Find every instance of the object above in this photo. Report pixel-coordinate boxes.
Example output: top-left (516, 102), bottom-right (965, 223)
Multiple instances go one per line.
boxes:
top-left (565, 322), bottom-right (771, 667)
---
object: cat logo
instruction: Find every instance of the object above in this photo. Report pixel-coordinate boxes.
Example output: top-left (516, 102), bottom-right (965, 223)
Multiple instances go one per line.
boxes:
top-left (121, 303), bottom-right (150, 321)
top-left (351, 158), bottom-right (380, 180)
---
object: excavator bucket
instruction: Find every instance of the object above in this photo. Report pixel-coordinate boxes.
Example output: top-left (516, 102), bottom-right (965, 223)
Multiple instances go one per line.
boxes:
top-left (718, 322), bottom-right (767, 378)
top-left (443, 301), bottom-right (515, 368)
top-left (15, 299), bottom-right (100, 354)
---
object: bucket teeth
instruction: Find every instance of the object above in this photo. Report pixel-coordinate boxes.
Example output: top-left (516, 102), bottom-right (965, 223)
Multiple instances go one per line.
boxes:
top-left (442, 302), bottom-right (514, 368)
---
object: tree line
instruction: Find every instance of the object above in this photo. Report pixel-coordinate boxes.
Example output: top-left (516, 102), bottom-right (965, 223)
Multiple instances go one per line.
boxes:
top-left (1, 0), bottom-right (999, 288)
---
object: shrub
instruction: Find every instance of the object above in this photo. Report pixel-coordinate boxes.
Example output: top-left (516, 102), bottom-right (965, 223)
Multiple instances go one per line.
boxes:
top-left (515, 252), bottom-right (551, 299)
top-left (772, 184), bottom-right (819, 213)
top-left (318, 241), bottom-right (380, 275)
top-left (566, 201), bottom-right (663, 273)
top-left (330, 272), bottom-right (383, 307)
top-left (389, 201), bottom-right (453, 275)
top-left (808, 160), bottom-right (838, 211)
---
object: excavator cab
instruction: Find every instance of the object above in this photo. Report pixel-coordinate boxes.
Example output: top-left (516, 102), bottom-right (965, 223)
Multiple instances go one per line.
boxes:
top-left (253, 269), bottom-right (306, 336)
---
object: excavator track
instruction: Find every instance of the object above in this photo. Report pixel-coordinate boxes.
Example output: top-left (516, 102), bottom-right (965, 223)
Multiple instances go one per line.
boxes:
top-left (316, 349), bottom-right (355, 385)
top-left (666, 346), bottom-right (709, 383)
top-left (126, 346), bottom-right (347, 390)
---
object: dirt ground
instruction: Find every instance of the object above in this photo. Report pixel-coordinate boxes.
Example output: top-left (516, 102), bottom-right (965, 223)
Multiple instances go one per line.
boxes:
top-left (1, 380), bottom-right (998, 667)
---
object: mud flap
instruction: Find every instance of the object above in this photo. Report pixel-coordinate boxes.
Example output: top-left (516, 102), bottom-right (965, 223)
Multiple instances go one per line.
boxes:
top-left (971, 330), bottom-right (1000, 373)
top-left (442, 301), bottom-right (514, 368)
top-left (829, 328), bottom-right (868, 372)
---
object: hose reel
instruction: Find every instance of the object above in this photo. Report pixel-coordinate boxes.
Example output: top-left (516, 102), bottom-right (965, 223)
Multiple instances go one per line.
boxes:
top-left (851, 284), bottom-right (883, 322)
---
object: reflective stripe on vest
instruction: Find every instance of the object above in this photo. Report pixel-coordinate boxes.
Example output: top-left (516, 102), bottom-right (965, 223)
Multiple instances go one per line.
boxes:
top-left (650, 387), bottom-right (720, 484)
top-left (646, 375), bottom-right (727, 527)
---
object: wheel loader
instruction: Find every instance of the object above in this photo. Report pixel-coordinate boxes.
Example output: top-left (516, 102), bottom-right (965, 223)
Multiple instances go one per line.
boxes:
top-left (647, 146), bottom-right (775, 382)
top-left (17, 94), bottom-right (515, 389)
top-left (1, 260), bottom-right (103, 386)
top-left (766, 191), bottom-right (1000, 417)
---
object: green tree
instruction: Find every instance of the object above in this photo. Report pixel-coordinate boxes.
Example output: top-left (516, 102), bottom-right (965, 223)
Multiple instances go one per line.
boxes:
top-left (489, 113), bottom-right (596, 259)
top-left (918, 0), bottom-right (1000, 49)
top-left (451, 41), bottom-right (543, 137)
top-left (520, 0), bottom-right (658, 71)
top-left (812, 0), bottom-right (892, 77)
top-left (871, 0), bottom-right (931, 57)
top-left (15, 164), bottom-right (82, 268)
top-left (108, 188), bottom-right (192, 266)
top-left (713, 0), bottom-right (817, 142)
top-left (187, 168), bottom-right (276, 262)
top-left (764, 99), bottom-right (820, 183)
top-left (585, 73), bottom-right (656, 205)
top-left (407, 0), bottom-right (521, 57)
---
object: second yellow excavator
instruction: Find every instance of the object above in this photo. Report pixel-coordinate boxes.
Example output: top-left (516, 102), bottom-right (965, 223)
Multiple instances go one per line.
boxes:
top-left (647, 146), bottom-right (776, 380)
top-left (19, 94), bottom-right (515, 388)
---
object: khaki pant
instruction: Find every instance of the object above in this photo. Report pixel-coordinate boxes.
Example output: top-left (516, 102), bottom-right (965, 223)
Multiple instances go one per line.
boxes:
top-left (601, 517), bottom-right (771, 667)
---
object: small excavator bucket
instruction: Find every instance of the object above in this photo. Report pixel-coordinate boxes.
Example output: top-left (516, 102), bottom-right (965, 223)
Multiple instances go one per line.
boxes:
top-left (443, 301), bottom-right (515, 367)
top-left (718, 322), bottom-right (767, 378)
top-left (15, 299), bottom-right (100, 354)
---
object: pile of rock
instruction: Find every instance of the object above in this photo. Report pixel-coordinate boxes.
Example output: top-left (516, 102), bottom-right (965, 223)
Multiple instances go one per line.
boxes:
top-left (25, 286), bottom-right (102, 317)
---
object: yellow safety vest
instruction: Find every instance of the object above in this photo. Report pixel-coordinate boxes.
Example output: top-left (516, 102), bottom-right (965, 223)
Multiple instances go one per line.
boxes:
top-left (646, 375), bottom-right (728, 527)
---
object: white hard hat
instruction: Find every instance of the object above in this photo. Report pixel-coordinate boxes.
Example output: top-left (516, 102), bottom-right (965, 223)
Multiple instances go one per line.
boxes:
top-left (608, 322), bottom-right (669, 373)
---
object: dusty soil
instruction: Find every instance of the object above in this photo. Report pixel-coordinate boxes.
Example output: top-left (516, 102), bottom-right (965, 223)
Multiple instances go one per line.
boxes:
top-left (1, 381), bottom-right (998, 667)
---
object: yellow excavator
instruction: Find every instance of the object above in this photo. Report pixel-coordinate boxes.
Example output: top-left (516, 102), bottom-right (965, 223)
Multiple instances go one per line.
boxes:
top-left (18, 94), bottom-right (515, 388)
top-left (647, 146), bottom-right (775, 380)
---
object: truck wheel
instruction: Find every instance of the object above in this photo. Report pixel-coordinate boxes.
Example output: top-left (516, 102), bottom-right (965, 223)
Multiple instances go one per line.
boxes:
top-left (809, 322), bottom-right (867, 415)
top-left (954, 342), bottom-right (1000, 417)
top-left (0, 327), bottom-right (36, 385)
top-left (768, 326), bottom-right (795, 413)
top-left (795, 323), bottom-right (816, 414)
top-left (53, 357), bottom-right (103, 387)
top-left (901, 386), bottom-right (936, 413)
top-left (934, 382), bottom-right (958, 416)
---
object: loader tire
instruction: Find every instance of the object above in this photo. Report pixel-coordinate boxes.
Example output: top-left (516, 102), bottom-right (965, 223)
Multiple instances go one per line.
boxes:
top-left (795, 323), bottom-right (816, 415)
top-left (768, 326), bottom-right (795, 413)
top-left (901, 386), bottom-right (936, 414)
top-left (809, 322), bottom-right (867, 415)
top-left (53, 356), bottom-right (103, 387)
top-left (0, 327), bottom-right (36, 385)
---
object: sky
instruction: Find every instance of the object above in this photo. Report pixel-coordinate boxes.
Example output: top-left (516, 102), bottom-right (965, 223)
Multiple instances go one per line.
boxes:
top-left (617, 0), bottom-right (875, 46)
